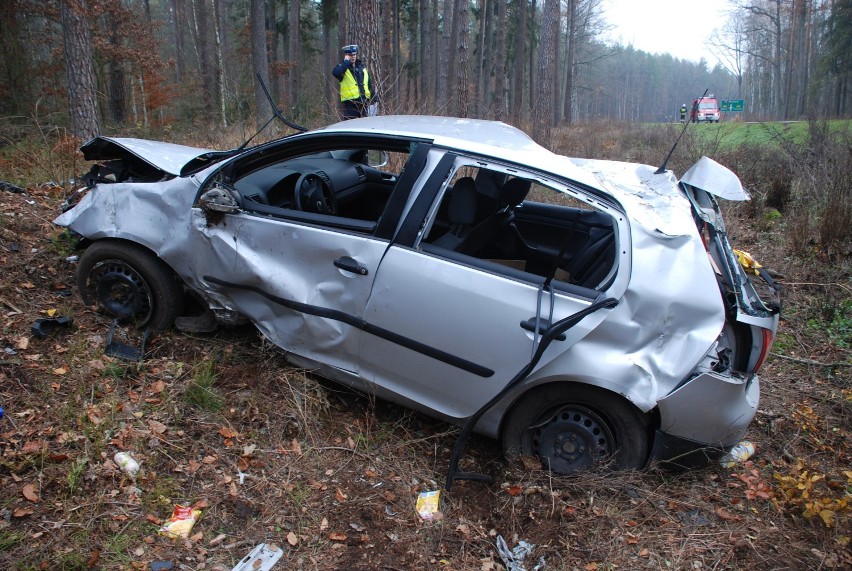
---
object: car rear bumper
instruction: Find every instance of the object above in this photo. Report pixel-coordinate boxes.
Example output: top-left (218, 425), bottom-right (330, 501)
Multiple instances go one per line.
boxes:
top-left (650, 371), bottom-right (759, 467)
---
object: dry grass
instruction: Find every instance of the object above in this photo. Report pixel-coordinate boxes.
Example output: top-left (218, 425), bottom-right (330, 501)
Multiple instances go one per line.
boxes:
top-left (0, 122), bottom-right (850, 570)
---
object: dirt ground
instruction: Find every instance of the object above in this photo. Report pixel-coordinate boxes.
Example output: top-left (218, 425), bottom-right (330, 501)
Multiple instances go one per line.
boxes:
top-left (0, 183), bottom-right (849, 570)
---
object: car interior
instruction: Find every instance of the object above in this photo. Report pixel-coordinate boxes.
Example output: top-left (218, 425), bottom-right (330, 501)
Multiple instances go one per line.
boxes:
top-left (422, 166), bottom-right (619, 291)
top-left (223, 146), bottom-right (618, 292)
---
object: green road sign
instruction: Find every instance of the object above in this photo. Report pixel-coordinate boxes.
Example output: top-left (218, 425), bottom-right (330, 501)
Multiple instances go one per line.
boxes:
top-left (720, 99), bottom-right (744, 112)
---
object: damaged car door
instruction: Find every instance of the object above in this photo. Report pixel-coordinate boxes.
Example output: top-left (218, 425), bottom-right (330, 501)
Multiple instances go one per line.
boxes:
top-left (357, 153), bottom-right (628, 422)
top-left (191, 138), bottom-right (431, 375)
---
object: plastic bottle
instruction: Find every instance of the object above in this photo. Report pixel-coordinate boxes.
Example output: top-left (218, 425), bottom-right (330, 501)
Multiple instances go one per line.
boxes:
top-left (719, 441), bottom-right (755, 468)
top-left (114, 451), bottom-right (141, 479)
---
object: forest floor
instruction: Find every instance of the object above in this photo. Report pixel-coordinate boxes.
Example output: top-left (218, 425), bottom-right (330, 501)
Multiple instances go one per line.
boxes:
top-left (0, 177), bottom-right (850, 570)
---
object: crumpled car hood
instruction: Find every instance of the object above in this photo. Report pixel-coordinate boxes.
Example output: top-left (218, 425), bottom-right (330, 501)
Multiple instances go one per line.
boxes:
top-left (80, 136), bottom-right (215, 177)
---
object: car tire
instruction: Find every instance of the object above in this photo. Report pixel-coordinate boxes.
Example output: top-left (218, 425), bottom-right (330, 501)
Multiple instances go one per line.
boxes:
top-left (502, 383), bottom-right (649, 474)
top-left (77, 240), bottom-right (184, 331)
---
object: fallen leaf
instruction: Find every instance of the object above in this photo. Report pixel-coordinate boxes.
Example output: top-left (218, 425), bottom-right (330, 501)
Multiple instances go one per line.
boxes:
top-left (15, 337), bottom-right (29, 350)
top-left (190, 532), bottom-right (203, 541)
top-left (145, 514), bottom-right (161, 525)
top-left (320, 518), bottom-right (329, 531)
top-left (639, 548), bottom-right (650, 557)
top-left (335, 487), bottom-right (348, 502)
top-left (505, 485), bottom-right (523, 497)
top-left (192, 498), bottom-right (209, 509)
top-left (86, 406), bottom-right (103, 426)
top-left (22, 483), bottom-right (39, 502)
top-left (715, 507), bottom-right (743, 522)
top-left (291, 438), bottom-right (302, 456)
top-left (52, 367), bottom-right (67, 376)
top-left (22, 440), bottom-right (47, 454)
top-left (328, 532), bottom-right (347, 541)
top-left (147, 420), bottom-right (167, 434)
top-left (287, 531), bottom-right (298, 546)
top-left (12, 507), bottom-right (33, 517)
top-left (585, 563), bottom-right (598, 571)
top-left (218, 427), bottom-right (238, 439)
top-left (86, 548), bottom-right (100, 568)
top-left (626, 532), bottom-right (640, 544)
top-left (148, 380), bottom-right (166, 394)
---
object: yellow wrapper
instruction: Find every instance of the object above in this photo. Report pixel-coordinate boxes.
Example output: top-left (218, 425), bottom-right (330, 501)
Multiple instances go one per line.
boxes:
top-left (158, 505), bottom-right (202, 539)
top-left (416, 490), bottom-right (440, 520)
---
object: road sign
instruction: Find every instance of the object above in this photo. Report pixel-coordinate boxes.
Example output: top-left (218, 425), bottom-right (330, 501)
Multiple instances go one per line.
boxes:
top-left (720, 99), bottom-right (744, 112)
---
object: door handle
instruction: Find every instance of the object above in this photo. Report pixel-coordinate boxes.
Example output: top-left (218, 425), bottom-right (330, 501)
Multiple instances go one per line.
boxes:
top-left (520, 318), bottom-right (566, 341)
top-left (334, 256), bottom-right (369, 275)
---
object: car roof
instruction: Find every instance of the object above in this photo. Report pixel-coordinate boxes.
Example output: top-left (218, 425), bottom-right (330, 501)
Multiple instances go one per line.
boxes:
top-left (316, 115), bottom-right (603, 187)
top-left (315, 115), bottom-right (698, 234)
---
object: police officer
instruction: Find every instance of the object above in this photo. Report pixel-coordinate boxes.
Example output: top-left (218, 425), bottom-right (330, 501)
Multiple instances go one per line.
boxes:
top-left (332, 45), bottom-right (377, 119)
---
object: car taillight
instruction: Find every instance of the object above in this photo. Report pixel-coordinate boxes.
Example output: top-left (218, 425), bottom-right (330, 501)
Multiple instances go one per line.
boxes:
top-left (753, 328), bottom-right (774, 372)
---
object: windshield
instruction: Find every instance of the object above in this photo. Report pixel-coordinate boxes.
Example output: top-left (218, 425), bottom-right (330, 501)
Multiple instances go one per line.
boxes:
top-left (698, 102), bottom-right (717, 110)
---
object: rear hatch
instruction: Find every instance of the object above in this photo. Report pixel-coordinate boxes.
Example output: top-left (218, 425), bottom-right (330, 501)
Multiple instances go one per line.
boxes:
top-left (680, 157), bottom-right (780, 372)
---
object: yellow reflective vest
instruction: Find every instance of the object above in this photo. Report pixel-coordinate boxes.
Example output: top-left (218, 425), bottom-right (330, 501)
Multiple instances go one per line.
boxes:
top-left (340, 68), bottom-right (371, 101)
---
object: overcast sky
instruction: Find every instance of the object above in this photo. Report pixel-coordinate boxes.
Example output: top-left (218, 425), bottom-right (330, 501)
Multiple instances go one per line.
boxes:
top-left (601, 0), bottom-right (735, 67)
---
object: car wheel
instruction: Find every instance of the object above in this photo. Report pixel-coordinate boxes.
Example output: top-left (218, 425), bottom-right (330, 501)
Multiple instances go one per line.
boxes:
top-left (77, 240), bottom-right (184, 331)
top-left (502, 384), bottom-right (649, 474)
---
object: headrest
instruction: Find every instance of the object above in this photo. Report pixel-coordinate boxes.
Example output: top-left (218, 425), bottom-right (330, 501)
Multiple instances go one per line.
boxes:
top-left (448, 177), bottom-right (477, 225)
top-left (499, 177), bottom-right (532, 207)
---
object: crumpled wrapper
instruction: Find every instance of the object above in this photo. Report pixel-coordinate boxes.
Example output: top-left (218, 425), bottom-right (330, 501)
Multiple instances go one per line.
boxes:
top-left (158, 505), bottom-right (202, 539)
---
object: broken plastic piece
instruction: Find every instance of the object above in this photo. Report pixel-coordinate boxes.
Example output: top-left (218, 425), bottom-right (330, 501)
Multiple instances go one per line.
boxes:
top-left (30, 316), bottom-right (73, 339)
top-left (105, 319), bottom-right (149, 361)
top-left (158, 505), bottom-right (202, 539)
top-left (415, 490), bottom-right (441, 520)
top-left (230, 543), bottom-right (284, 571)
top-left (149, 562), bottom-right (174, 571)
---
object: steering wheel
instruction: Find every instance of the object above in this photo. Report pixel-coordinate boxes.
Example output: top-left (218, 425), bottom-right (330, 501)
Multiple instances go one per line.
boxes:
top-left (294, 173), bottom-right (337, 215)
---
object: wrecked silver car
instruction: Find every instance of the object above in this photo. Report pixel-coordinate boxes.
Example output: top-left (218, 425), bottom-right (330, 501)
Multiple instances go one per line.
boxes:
top-left (55, 116), bottom-right (780, 476)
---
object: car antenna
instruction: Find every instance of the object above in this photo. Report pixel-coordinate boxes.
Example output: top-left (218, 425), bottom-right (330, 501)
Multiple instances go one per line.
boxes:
top-left (655, 88), bottom-right (708, 175)
top-left (231, 72), bottom-right (310, 153)
top-left (256, 71), bottom-right (308, 133)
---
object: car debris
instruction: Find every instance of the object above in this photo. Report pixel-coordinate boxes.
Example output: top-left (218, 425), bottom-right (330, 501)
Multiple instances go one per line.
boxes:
top-left (30, 316), bottom-right (72, 339)
top-left (229, 543), bottom-right (283, 571)
top-left (55, 114), bottom-right (780, 480)
top-left (105, 319), bottom-right (149, 361)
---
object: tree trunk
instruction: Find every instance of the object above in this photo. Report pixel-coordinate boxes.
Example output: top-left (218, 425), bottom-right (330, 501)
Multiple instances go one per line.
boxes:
top-left (321, 0), bottom-right (337, 115)
top-left (60, 0), bottom-right (100, 141)
top-left (563, 0), bottom-right (576, 124)
top-left (289, 0), bottom-right (301, 108)
top-left (348, 0), bottom-right (383, 103)
top-left (213, 0), bottom-right (227, 127)
top-left (529, 0), bottom-right (537, 116)
top-left (533, 0), bottom-right (557, 147)
top-left (419, 0), bottom-right (431, 106)
top-left (171, 0), bottom-right (185, 83)
top-left (438, 0), bottom-right (453, 110)
top-left (512, 0), bottom-right (528, 122)
top-left (493, 0), bottom-right (507, 120)
top-left (454, 0), bottom-right (470, 117)
top-left (251, 0), bottom-right (269, 129)
top-left (475, 0), bottom-right (488, 117)
top-left (107, 10), bottom-right (126, 124)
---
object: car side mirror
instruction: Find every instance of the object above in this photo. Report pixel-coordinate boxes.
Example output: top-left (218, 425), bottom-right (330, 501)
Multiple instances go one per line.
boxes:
top-left (366, 150), bottom-right (389, 168)
top-left (197, 185), bottom-right (240, 214)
